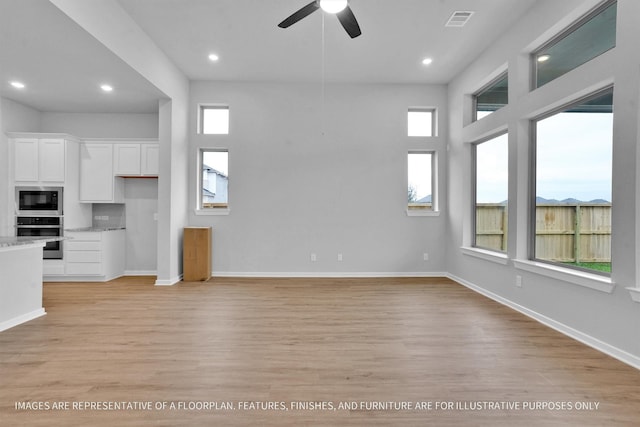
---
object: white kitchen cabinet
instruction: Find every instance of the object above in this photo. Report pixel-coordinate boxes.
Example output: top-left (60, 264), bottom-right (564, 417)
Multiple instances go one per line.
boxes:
top-left (13, 138), bottom-right (65, 183)
top-left (114, 143), bottom-right (142, 175)
top-left (141, 143), bottom-right (159, 175)
top-left (79, 143), bottom-right (124, 203)
top-left (63, 229), bottom-right (125, 280)
top-left (114, 142), bottom-right (159, 176)
top-left (39, 139), bottom-right (66, 181)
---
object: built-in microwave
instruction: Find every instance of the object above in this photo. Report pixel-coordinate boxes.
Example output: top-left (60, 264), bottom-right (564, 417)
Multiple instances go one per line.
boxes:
top-left (15, 187), bottom-right (63, 216)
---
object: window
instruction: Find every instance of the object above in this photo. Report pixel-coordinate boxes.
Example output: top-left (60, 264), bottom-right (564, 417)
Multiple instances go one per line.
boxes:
top-left (532, 88), bottom-right (613, 274)
top-left (200, 149), bottom-right (229, 209)
top-left (199, 105), bottom-right (229, 134)
top-left (473, 133), bottom-right (508, 252)
top-left (407, 152), bottom-right (435, 212)
top-left (473, 72), bottom-right (508, 121)
top-left (408, 108), bottom-right (435, 137)
top-left (534, 1), bottom-right (616, 88)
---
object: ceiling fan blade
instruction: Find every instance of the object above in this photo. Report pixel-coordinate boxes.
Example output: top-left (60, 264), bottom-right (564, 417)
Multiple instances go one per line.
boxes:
top-left (336, 5), bottom-right (361, 38)
top-left (278, 1), bottom-right (320, 28)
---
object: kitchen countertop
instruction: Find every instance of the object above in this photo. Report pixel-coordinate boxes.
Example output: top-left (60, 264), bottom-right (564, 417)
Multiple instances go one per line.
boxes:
top-left (0, 236), bottom-right (65, 249)
top-left (65, 227), bottom-right (126, 232)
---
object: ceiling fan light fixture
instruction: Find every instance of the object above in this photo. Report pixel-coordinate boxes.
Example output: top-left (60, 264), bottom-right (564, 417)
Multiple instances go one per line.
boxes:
top-left (319, 0), bottom-right (348, 14)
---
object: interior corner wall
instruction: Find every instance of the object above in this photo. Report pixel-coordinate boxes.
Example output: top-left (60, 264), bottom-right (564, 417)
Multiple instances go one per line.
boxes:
top-left (446, 0), bottom-right (640, 364)
top-left (0, 98), bottom-right (42, 235)
top-left (157, 96), bottom-right (190, 284)
top-left (188, 81), bottom-right (448, 276)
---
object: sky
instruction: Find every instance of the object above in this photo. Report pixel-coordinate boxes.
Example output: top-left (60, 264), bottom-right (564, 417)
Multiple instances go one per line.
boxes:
top-left (536, 112), bottom-right (612, 202)
top-left (473, 111), bottom-right (612, 204)
top-left (203, 151), bottom-right (228, 175)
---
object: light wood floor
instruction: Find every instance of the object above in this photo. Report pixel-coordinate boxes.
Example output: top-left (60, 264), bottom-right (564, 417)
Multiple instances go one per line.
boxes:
top-left (1, 276), bottom-right (639, 426)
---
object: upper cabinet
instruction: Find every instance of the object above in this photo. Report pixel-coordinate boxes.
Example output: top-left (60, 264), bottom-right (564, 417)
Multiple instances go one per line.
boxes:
top-left (13, 138), bottom-right (66, 183)
top-left (114, 142), bottom-right (159, 177)
top-left (79, 143), bottom-right (124, 203)
top-left (80, 140), bottom-right (158, 203)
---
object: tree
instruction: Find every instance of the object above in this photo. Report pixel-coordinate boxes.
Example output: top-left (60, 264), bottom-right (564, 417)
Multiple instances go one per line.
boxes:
top-left (408, 185), bottom-right (417, 203)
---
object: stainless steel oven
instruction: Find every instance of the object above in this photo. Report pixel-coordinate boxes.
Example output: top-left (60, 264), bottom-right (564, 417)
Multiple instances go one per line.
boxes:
top-left (16, 216), bottom-right (64, 259)
top-left (15, 186), bottom-right (63, 216)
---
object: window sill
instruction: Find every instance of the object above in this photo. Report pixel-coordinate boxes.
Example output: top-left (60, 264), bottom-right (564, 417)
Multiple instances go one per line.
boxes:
top-left (461, 247), bottom-right (509, 265)
top-left (406, 209), bottom-right (440, 217)
top-left (513, 259), bottom-right (615, 293)
top-left (626, 287), bottom-right (640, 303)
top-left (194, 208), bottom-right (230, 216)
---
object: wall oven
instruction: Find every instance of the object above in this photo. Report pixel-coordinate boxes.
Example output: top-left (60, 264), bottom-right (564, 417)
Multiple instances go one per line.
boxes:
top-left (15, 186), bottom-right (63, 216)
top-left (16, 216), bottom-right (64, 259)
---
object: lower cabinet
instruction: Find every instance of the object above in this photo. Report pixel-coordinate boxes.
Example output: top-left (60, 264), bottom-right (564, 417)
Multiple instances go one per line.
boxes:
top-left (64, 230), bottom-right (125, 281)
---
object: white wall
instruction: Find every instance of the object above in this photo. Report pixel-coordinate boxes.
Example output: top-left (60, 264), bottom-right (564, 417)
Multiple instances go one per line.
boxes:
top-left (0, 98), bottom-right (42, 235)
top-left (189, 81), bottom-right (448, 275)
top-left (124, 179), bottom-right (158, 274)
top-left (40, 112), bottom-right (158, 138)
top-left (447, 0), bottom-right (640, 366)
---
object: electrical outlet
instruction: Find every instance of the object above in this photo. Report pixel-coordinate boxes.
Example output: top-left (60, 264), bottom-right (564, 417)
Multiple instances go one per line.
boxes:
top-left (337, 253), bottom-right (343, 262)
top-left (516, 276), bottom-right (523, 288)
top-left (423, 253), bottom-right (429, 261)
top-left (310, 253), bottom-right (317, 262)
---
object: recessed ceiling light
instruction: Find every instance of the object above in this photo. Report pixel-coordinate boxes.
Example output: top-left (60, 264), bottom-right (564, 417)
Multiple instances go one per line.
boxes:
top-left (422, 58), bottom-right (433, 66)
top-left (537, 54), bottom-right (551, 63)
top-left (100, 84), bottom-right (114, 92)
top-left (10, 81), bottom-right (25, 89)
top-left (208, 53), bottom-right (219, 62)
top-left (319, 0), bottom-right (347, 14)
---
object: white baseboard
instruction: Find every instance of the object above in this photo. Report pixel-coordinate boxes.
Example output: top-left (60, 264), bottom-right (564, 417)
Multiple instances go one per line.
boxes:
top-left (211, 271), bottom-right (448, 278)
top-left (155, 275), bottom-right (182, 286)
top-left (124, 270), bottom-right (157, 276)
top-left (448, 273), bottom-right (640, 371)
top-left (0, 309), bottom-right (46, 332)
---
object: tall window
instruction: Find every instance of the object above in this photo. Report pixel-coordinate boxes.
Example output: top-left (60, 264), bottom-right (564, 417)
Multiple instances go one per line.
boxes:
top-left (534, 1), bottom-right (616, 88)
top-left (407, 152), bottom-right (434, 211)
top-left (199, 105), bottom-right (229, 134)
top-left (408, 108), bottom-right (435, 137)
top-left (473, 72), bottom-right (508, 121)
top-left (200, 149), bottom-right (229, 209)
top-left (474, 133), bottom-right (509, 252)
top-left (533, 88), bottom-right (613, 274)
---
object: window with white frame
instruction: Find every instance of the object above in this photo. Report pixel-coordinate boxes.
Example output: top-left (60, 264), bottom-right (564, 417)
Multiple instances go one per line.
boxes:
top-left (200, 149), bottom-right (229, 209)
top-left (473, 72), bottom-right (508, 121)
top-left (407, 151), bottom-right (435, 211)
top-left (199, 105), bottom-right (229, 134)
top-left (473, 133), bottom-right (509, 252)
top-left (533, 0), bottom-right (616, 89)
top-left (408, 108), bottom-right (435, 137)
top-left (532, 88), bottom-right (613, 274)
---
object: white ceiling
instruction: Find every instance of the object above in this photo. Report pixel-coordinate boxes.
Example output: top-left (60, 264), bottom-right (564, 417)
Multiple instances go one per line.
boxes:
top-left (0, 0), bottom-right (539, 114)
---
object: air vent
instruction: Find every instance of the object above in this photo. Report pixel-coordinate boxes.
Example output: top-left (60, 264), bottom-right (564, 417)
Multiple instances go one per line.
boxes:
top-left (446, 11), bottom-right (474, 27)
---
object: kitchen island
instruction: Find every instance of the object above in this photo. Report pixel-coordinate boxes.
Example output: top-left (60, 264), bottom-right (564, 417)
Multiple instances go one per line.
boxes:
top-left (0, 236), bottom-right (64, 332)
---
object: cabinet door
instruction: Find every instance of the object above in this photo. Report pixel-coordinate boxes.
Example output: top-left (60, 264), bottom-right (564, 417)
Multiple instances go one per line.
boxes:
top-left (114, 143), bottom-right (141, 176)
top-left (39, 139), bottom-right (65, 182)
top-left (14, 138), bottom-right (39, 182)
top-left (79, 144), bottom-right (114, 202)
top-left (141, 143), bottom-right (159, 176)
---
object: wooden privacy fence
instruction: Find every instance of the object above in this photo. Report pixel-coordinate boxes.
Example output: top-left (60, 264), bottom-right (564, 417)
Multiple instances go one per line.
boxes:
top-left (476, 203), bottom-right (612, 262)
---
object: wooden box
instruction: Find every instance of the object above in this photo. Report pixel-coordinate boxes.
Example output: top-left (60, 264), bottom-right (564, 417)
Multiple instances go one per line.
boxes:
top-left (183, 227), bottom-right (212, 281)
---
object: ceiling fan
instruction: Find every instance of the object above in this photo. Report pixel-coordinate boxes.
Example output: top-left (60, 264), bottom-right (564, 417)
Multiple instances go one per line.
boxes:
top-left (278, 0), bottom-right (362, 39)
